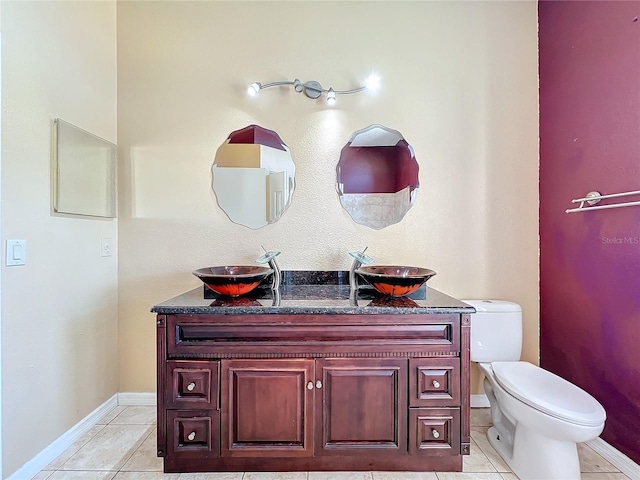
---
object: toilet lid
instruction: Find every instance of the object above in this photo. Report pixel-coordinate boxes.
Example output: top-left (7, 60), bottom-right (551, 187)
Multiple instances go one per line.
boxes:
top-left (491, 362), bottom-right (606, 427)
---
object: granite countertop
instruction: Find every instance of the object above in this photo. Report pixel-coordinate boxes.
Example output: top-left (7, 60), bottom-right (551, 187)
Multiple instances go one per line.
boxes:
top-left (151, 271), bottom-right (474, 316)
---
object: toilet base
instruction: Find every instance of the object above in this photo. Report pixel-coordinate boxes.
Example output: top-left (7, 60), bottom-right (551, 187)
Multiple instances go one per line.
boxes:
top-left (487, 425), bottom-right (581, 480)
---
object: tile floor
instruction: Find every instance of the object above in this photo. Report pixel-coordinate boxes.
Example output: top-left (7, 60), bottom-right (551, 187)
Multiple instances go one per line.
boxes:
top-left (32, 406), bottom-right (631, 480)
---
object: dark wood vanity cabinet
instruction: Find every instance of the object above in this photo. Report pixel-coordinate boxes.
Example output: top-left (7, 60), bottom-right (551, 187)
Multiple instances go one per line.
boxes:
top-left (156, 310), bottom-right (470, 473)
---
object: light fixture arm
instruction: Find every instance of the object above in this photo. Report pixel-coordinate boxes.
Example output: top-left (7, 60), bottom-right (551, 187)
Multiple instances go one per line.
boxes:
top-left (331, 86), bottom-right (367, 95)
top-left (248, 75), bottom-right (380, 104)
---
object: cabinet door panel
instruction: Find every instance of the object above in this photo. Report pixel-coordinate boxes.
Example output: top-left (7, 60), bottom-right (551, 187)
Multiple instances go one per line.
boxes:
top-left (221, 359), bottom-right (314, 457)
top-left (409, 358), bottom-right (460, 407)
top-left (409, 408), bottom-right (460, 455)
top-left (316, 358), bottom-right (407, 455)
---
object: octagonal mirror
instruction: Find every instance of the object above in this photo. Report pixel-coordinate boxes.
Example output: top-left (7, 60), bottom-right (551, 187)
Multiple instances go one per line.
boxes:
top-left (336, 125), bottom-right (419, 229)
top-left (212, 125), bottom-right (296, 229)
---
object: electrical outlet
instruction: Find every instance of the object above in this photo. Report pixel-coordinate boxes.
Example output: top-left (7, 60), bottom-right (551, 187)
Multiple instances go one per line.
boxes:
top-left (101, 238), bottom-right (113, 257)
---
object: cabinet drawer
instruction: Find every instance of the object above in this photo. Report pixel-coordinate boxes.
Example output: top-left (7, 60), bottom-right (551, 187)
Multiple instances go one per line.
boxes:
top-left (167, 315), bottom-right (459, 357)
top-left (166, 361), bottom-right (219, 409)
top-left (409, 358), bottom-right (460, 407)
top-left (409, 408), bottom-right (460, 456)
top-left (167, 410), bottom-right (220, 458)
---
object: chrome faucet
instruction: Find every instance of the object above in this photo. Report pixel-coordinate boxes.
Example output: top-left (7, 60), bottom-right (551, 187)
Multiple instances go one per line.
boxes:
top-left (256, 247), bottom-right (282, 290)
top-left (349, 248), bottom-right (374, 298)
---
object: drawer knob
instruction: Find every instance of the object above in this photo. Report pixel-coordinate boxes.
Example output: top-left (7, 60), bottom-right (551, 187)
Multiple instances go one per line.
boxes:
top-left (187, 431), bottom-right (196, 441)
top-left (307, 381), bottom-right (314, 390)
top-left (316, 380), bottom-right (323, 389)
top-left (187, 382), bottom-right (196, 391)
top-left (431, 429), bottom-right (440, 439)
top-left (432, 380), bottom-right (441, 389)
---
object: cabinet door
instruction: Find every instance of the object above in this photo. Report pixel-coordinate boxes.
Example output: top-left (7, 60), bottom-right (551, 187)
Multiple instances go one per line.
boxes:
top-left (221, 359), bottom-right (314, 457)
top-left (316, 358), bottom-right (407, 455)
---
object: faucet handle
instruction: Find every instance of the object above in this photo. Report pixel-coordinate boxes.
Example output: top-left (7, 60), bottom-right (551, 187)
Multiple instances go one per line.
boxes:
top-left (349, 251), bottom-right (374, 266)
top-left (256, 250), bottom-right (281, 264)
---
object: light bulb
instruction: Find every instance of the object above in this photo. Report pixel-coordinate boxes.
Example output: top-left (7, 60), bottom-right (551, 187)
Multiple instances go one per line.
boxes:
top-left (247, 82), bottom-right (261, 96)
top-left (327, 88), bottom-right (336, 106)
top-left (364, 74), bottom-right (381, 92)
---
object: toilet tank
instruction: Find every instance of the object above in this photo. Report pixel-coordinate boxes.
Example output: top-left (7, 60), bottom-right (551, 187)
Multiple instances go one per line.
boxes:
top-left (463, 300), bottom-right (523, 363)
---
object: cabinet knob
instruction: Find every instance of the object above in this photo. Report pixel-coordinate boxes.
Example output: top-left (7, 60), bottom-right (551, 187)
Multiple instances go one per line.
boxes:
top-left (431, 429), bottom-right (440, 439)
top-left (316, 380), bottom-right (323, 389)
top-left (432, 380), bottom-right (440, 389)
top-left (187, 431), bottom-right (196, 441)
top-left (307, 381), bottom-right (314, 390)
top-left (187, 382), bottom-right (196, 391)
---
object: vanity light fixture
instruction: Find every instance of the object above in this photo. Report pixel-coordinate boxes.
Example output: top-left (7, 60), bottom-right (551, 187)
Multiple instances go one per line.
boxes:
top-left (247, 73), bottom-right (381, 105)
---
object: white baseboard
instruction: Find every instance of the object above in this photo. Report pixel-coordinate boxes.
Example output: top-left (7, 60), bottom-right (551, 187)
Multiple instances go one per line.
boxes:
top-left (471, 393), bottom-right (490, 408)
top-left (117, 391), bottom-right (156, 406)
top-left (8, 394), bottom-right (118, 480)
top-left (586, 437), bottom-right (640, 480)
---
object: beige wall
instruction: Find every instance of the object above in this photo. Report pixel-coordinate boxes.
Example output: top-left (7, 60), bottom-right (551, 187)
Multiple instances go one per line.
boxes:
top-left (117, 1), bottom-right (539, 393)
top-left (1, 1), bottom-right (117, 477)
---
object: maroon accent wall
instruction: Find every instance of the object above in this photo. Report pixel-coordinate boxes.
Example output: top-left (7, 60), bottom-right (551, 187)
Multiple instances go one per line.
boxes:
top-left (338, 141), bottom-right (419, 194)
top-left (539, 1), bottom-right (640, 463)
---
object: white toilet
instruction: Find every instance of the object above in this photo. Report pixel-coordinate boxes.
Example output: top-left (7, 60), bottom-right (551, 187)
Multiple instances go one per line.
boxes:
top-left (464, 300), bottom-right (606, 480)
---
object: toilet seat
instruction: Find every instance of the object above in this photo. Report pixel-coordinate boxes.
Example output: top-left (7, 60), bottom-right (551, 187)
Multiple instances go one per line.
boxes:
top-left (491, 361), bottom-right (606, 427)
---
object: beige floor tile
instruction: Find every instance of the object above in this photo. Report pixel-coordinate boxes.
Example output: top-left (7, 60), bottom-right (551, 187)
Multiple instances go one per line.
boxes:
top-left (47, 472), bottom-right (117, 479)
top-left (99, 406), bottom-right (127, 425)
top-left (245, 474), bottom-right (308, 480)
top-left (309, 474), bottom-right (371, 480)
top-left (436, 474), bottom-right (504, 480)
top-left (463, 439), bottom-right (497, 473)
top-left (470, 408), bottom-right (492, 427)
top-left (470, 427), bottom-right (510, 473)
top-left (178, 473), bottom-right (244, 480)
top-left (62, 424), bottom-right (153, 471)
top-left (114, 473), bottom-right (180, 479)
top-left (32, 472), bottom-right (54, 480)
top-left (45, 425), bottom-right (108, 470)
top-left (578, 443), bottom-right (620, 473)
top-left (109, 405), bottom-right (156, 425)
top-left (580, 473), bottom-right (633, 480)
top-left (120, 427), bottom-right (162, 472)
top-left (372, 472), bottom-right (438, 480)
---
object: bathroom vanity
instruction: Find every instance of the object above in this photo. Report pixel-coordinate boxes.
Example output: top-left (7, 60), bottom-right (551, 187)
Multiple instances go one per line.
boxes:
top-left (152, 273), bottom-right (473, 473)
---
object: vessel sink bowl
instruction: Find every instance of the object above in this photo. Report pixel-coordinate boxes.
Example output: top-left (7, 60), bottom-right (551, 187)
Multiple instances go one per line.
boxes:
top-left (355, 265), bottom-right (436, 297)
top-left (193, 266), bottom-right (273, 297)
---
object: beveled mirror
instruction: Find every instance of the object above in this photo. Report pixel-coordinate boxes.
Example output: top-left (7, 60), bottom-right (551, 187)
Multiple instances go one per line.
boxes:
top-left (212, 125), bottom-right (295, 229)
top-left (336, 125), bottom-right (419, 229)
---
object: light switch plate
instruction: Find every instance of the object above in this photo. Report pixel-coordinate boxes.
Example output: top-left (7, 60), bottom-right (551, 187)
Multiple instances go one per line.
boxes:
top-left (6, 239), bottom-right (26, 266)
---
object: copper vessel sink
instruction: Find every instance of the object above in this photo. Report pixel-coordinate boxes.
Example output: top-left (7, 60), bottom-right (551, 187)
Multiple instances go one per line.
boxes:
top-left (356, 265), bottom-right (436, 297)
top-left (193, 266), bottom-right (273, 297)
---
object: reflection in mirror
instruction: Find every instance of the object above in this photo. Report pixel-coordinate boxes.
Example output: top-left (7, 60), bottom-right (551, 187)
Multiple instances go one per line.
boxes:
top-left (336, 125), bottom-right (419, 229)
top-left (212, 125), bottom-right (296, 229)
top-left (53, 119), bottom-right (117, 217)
